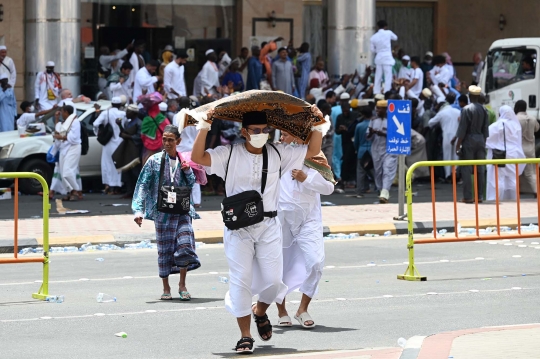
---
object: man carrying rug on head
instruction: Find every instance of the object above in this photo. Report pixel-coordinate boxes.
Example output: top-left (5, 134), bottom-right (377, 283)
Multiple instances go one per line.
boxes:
top-left (132, 124), bottom-right (200, 301)
top-left (191, 108), bottom-right (325, 354)
top-left (274, 131), bottom-right (334, 330)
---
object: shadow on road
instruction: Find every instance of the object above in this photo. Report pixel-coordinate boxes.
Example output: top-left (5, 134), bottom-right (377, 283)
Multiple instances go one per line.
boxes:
top-left (273, 325), bottom-right (358, 334)
top-left (213, 346), bottom-right (328, 358)
top-left (145, 297), bottom-right (223, 304)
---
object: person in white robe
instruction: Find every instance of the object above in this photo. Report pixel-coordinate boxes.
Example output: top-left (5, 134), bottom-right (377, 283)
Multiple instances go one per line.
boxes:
top-left (515, 100), bottom-right (539, 194)
top-left (396, 55), bottom-right (413, 99)
top-left (198, 49), bottom-right (220, 96)
top-left (191, 110), bottom-right (324, 353)
top-left (50, 119), bottom-right (83, 199)
top-left (133, 60), bottom-right (159, 103)
top-left (53, 105), bottom-right (81, 201)
top-left (34, 61), bottom-right (62, 111)
top-left (98, 45), bottom-right (130, 93)
top-left (428, 55), bottom-right (452, 99)
top-left (367, 100), bottom-right (397, 203)
top-left (93, 97), bottom-right (125, 192)
top-left (0, 45), bottom-right (16, 87)
top-left (428, 96), bottom-right (461, 178)
top-left (370, 20), bottom-right (398, 95)
top-left (164, 50), bottom-right (188, 100)
top-left (486, 105), bottom-right (526, 201)
top-left (128, 41), bottom-right (146, 90)
top-left (275, 132), bottom-right (334, 329)
top-left (108, 62), bottom-right (134, 102)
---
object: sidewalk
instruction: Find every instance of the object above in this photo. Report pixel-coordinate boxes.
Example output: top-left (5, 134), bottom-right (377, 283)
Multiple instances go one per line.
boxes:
top-left (253, 323), bottom-right (540, 359)
top-left (0, 200), bottom-right (538, 249)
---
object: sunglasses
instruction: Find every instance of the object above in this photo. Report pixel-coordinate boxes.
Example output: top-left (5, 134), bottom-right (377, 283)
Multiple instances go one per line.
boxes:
top-left (246, 127), bottom-right (272, 134)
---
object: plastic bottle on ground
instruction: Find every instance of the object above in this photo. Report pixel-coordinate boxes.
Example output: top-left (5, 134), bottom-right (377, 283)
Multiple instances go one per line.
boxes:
top-left (56, 295), bottom-right (64, 303)
top-left (19, 248), bottom-right (33, 255)
top-left (438, 229), bottom-right (447, 235)
top-left (96, 293), bottom-right (117, 303)
top-left (46, 296), bottom-right (57, 303)
top-left (95, 258), bottom-right (105, 262)
top-left (397, 337), bottom-right (407, 348)
top-left (384, 231), bottom-right (392, 237)
top-left (64, 246), bottom-right (78, 252)
top-left (218, 276), bottom-right (229, 284)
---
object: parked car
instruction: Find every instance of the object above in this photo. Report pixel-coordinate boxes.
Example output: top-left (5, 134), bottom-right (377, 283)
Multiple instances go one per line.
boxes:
top-left (0, 100), bottom-right (111, 194)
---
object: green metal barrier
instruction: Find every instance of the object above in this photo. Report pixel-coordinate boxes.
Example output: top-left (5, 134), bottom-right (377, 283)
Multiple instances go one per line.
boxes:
top-left (398, 158), bottom-right (540, 281)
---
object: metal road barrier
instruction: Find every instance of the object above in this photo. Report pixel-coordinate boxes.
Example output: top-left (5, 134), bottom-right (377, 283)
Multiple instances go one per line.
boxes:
top-left (398, 158), bottom-right (540, 281)
top-left (0, 173), bottom-right (50, 299)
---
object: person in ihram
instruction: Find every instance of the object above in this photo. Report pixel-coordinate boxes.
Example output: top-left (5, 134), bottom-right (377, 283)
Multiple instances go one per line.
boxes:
top-left (132, 125), bottom-right (200, 301)
top-left (191, 110), bottom-right (325, 354)
top-left (274, 131), bottom-right (334, 330)
top-left (367, 100), bottom-right (397, 203)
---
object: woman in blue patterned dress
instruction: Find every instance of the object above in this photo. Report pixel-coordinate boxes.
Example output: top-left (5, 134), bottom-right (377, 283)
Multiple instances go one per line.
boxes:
top-left (132, 124), bottom-right (201, 301)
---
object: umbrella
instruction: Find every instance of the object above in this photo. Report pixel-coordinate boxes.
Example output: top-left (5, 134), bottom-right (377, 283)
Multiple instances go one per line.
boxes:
top-left (178, 90), bottom-right (325, 142)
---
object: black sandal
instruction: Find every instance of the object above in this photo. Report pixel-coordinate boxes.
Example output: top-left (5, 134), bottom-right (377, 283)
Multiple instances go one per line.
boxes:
top-left (252, 304), bottom-right (273, 342)
top-left (234, 337), bottom-right (255, 354)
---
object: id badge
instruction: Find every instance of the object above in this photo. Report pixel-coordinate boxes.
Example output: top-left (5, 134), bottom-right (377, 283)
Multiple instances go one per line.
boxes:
top-left (167, 192), bottom-right (177, 204)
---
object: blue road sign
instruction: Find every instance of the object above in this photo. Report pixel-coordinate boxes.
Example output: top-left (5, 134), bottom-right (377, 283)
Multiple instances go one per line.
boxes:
top-left (386, 100), bottom-right (412, 155)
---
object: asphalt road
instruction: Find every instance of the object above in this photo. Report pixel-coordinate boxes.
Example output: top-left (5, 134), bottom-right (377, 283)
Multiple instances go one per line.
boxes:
top-left (1, 236), bottom-right (539, 358)
top-left (0, 180), bottom-right (487, 220)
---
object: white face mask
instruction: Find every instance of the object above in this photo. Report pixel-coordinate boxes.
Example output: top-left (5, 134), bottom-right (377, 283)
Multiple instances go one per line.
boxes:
top-left (29, 106), bottom-right (35, 112)
top-left (248, 133), bottom-right (269, 148)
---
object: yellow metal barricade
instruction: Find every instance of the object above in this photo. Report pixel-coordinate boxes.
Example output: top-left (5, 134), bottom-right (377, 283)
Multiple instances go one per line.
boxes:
top-left (0, 173), bottom-right (51, 299)
top-left (398, 158), bottom-right (540, 281)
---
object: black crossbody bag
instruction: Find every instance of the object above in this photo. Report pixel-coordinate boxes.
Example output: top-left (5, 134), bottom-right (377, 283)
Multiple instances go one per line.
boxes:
top-left (157, 151), bottom-right (192, 215)
top-left (492, 123), bottom-right (506, 168)
top-left (221, 144), bottom-right (281, 230)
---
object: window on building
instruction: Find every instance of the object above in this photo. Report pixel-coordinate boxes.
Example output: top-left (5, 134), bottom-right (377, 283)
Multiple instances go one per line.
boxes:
top-left (486, 48), bottom-right (537, 93)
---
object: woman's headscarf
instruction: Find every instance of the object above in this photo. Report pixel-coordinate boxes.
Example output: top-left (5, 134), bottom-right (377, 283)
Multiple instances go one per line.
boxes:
top-left (499, 105), bottom-right (518, 122)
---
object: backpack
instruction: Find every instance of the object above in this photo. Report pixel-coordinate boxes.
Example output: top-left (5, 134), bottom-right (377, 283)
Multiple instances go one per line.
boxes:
top-left (80, 123), bottom-right (89, 155)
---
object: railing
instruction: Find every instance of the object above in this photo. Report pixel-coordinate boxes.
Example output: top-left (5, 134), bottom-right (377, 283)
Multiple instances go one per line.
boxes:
top-left (398, 158), bottom-right (540, 281)
top-left (0, 173), bottom-right (50, 299)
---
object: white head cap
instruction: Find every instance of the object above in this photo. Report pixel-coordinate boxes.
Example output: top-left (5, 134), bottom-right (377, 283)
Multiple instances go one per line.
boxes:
top-left (205, 49), bottom-right (215, 56)
top-left (158, 102), bottom-right (168, 112)
top-left (119, 95), bottom-right (127, 104)
top-left (425, 51), bottom-right (434, 57)
top-left (468, 85), bottom-right (482, 95)
top-left (46, 61), bottom-right (55, 67)
top-left (402, 55), bottom-right (411, 61)
top-left (0, 46), bottom-right (7, 51)
top-left (339, 92), bottom-right (350, 100)
top-left (374, 93), bottom-right (385, 101)
top-left (422, 88), bottom-right (432, 98)
top-left (111, 97), bottom-right (122, 104)
top-left (437, 96), bottom-right (446, 104)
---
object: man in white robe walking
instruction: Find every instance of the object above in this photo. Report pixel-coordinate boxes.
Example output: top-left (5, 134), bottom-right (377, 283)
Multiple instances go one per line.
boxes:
top-left (198, 49), bottom-right (220, 96)
top-left (191, 110), bottom-right (324, 354)
top-left (0, 45), bottom-right (16, 87)
top-left (53, 105), bottom-right (81, 201)
top-left (133, 60), bottom-right (160, 102)
top-left (164, 50), bottom-right (188, 100)
top-left (34, 61), bottom-right (62, 110)
top-left (370, 20), bottom-right (398, 95)
top-left (93, 97), bottom-right (125, 192)
top-left (275, 132), bottom-right (334, 329)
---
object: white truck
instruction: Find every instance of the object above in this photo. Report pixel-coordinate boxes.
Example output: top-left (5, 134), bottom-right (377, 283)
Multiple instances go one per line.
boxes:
top-left (480, 37), bottom-right (540, 154)
top-left (0, 101), bottom-right (111, 194)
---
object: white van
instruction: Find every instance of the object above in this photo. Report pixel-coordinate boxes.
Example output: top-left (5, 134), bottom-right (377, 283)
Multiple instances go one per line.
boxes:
top-left (481, 38), bottom-right (540, 154)
top-left (0, 100), bottom-right (111, 194)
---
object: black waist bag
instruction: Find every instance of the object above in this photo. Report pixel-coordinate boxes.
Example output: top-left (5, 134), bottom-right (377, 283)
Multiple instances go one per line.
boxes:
top-left (221, 144), bottom-right (281, 230)
top-left (157, 151), bottom-right (191, 215)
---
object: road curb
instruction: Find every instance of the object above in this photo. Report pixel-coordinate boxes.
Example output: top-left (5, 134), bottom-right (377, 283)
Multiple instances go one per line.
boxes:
top-left (1, 216), bottom-right (537, 252)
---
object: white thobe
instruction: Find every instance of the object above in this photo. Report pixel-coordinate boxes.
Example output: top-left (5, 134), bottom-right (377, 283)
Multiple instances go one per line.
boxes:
top-left (370, 29), bottom-right (398, 94)
top-left (0, 56), bottom-right (16, 87)
top-left (133, 67), bottom-right (158, 102)
top-left (164, 61), bottom-right (186, 99)
top-left (99, 49), bottom-right (128, 73)
top-left (58, 115), bottom-right (82, 192)
top-left (52, 121), bottom-right (82, 194)
top-left (486, 119), bottom-right (526, 201)
top-left (428, 104), bottom-right (460, 177)
top-left (128, 52), bottom-right (145, 91)
top-left (93, 108), bottom-right (125, 187)
top-left (397, 66), bottom-right (413, 98)
top-left (279, 165), bottom-right (334, 298)
top-left (199, 61), bottom-right (220, 96)
top-left (430, 66), bottom-right (452, 98)
top-left (205, 143), bottom-right (307, 318)
top-left (109, 79), bottom-right (133, 101)
top-left (35, 72), bottom-right (61, 110)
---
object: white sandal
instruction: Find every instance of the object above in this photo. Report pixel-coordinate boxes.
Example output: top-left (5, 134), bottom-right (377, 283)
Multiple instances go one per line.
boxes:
top-left (277, 315), bottom-right (293, 327)
top-left (294, 312), bottom-right (316, 329)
